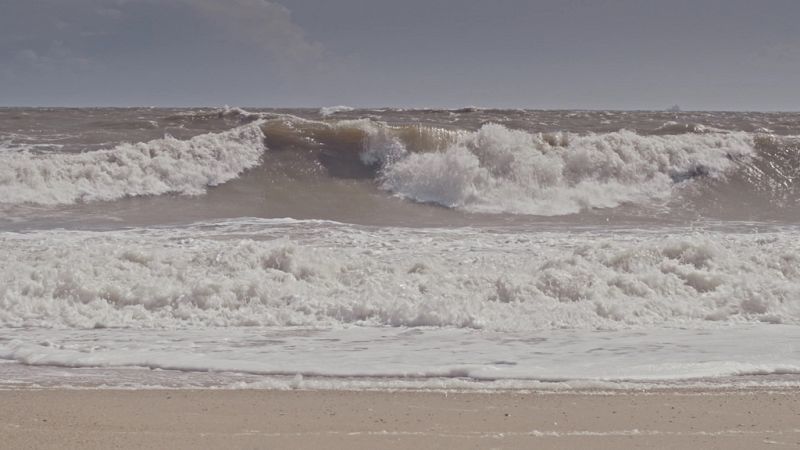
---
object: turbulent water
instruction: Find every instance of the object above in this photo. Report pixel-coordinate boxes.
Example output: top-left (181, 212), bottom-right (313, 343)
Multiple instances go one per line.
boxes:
top-left (1, 107), bottom-right (799, 389)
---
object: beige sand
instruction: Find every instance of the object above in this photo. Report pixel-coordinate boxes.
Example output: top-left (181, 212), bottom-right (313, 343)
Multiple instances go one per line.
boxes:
top-left (1, 389), bottom-right (799, 449)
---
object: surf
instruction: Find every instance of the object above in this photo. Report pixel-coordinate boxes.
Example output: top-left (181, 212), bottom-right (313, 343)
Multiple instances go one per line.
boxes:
top-left (1, 108), bottom-right (798, 224)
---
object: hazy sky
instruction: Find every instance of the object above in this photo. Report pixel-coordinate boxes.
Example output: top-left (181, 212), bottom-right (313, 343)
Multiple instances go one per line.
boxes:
top-left (1, 0), bottom-right (799, 110)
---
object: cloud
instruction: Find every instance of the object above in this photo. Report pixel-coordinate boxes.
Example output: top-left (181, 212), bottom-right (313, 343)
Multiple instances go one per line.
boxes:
top-left (180, 0), bottom-right (325, 67)
top-left (13, 41), bottom-right (96, 73)
top-left (2, 0), bottom-right (326, 69)
top-left (0, 0), bottom-right (336, 102)
top-left (0, 1), bottom-right (112, 76)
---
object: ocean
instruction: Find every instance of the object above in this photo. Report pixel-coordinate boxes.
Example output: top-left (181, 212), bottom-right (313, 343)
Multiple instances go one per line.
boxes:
top-left (1, 106), bottom-right (799, 390)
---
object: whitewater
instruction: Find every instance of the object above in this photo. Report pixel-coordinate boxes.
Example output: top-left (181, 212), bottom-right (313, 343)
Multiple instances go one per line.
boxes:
top-left (1, 107), bottom-right (798, 390)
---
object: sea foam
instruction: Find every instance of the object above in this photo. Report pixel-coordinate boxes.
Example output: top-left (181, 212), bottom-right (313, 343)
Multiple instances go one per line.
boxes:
top-left (2, 220), bottom-right (798, 330)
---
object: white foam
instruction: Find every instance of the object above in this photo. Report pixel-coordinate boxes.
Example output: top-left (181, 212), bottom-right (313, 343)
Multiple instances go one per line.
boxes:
top-left (653, 121), bottom-right (726, 134)
top-left (358, 123), bottom-right (755, 215)
top-left (319, 105), bottom-right (355, 116)
top-left (0, 124), bottom-right (265, 205)
top-left (217, 105), bottom-right (266, 121)
top-left (1, 220), bottom-right (798, 330)
top-left (0, 133), bottom-right (68, 153)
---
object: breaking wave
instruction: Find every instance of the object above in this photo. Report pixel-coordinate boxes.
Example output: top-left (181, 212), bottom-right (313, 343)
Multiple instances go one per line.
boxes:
top-left (282, 117), bottom-right (800, 217)
top-left (0, 123), bottom-right (265, 205)
top-left (260, 117), bottom-right (795, 216)
top-left (362, 124), bottom-right (755, 215)
top-left (1, 110), bottom-right (797, 218)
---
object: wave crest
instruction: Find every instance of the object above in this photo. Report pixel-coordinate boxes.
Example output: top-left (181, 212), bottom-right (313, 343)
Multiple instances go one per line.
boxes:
top-left (355, 122), bottom-right (755, 215)
top-left (0, 124), bottom-right (265, 205)
top-left (319, 105), bottom-right (355, 116)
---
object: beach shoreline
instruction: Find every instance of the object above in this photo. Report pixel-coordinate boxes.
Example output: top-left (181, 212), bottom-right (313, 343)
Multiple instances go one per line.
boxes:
top-left (1, 388), bottom-right (798, 449)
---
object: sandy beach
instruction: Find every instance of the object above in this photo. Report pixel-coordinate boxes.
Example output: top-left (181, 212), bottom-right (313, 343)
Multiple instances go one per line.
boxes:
top-left (1, 389), bottom-right (798, 449)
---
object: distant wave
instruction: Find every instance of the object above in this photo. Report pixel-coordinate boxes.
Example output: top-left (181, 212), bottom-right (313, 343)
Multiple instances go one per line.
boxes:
top-left (319, 105), bottom-right (354, 116)
top-left (652, 121), bottom-right (726, 135)
top-left (0, 123), bottom-right (265, 205)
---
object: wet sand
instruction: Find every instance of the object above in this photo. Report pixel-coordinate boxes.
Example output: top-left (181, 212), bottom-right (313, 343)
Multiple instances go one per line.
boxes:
top-left (1, 389), bottom-right (799, 449)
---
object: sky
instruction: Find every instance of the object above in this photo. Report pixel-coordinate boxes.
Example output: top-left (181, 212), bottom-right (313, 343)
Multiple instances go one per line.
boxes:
top-left (1, 0), bottom-right (799, 110)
